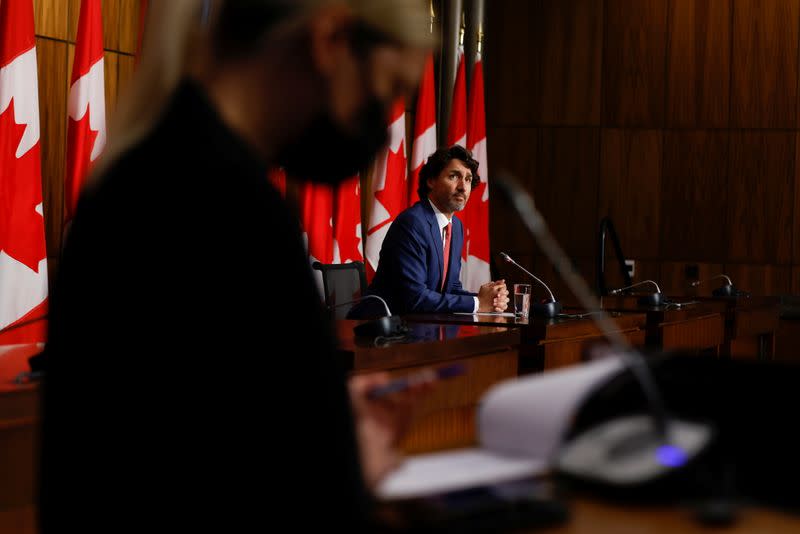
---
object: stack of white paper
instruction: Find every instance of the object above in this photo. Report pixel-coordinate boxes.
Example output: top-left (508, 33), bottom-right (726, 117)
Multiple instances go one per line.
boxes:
top-left (377, 356), bottom-right (625, 499)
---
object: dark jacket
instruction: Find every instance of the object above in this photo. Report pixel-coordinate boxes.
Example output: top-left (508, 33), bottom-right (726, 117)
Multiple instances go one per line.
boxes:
top-left (41, 80), bottom-right (368, 531)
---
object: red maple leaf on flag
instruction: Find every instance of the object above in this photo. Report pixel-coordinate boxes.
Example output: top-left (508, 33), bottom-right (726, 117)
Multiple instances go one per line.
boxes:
top-left (371, 140), bottom-right (406, 235)
top-left (0, 99), bottom-right (46, 273)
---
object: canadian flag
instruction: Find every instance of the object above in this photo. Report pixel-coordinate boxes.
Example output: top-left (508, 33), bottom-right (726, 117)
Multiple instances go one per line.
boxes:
top-left (298, 182), bottom-right (334, 293)
top-left (446, 46), bottom-right (467, 148)
top-left (64, 0), bottom-right (106, 224)
top-left (461, 50), bottom-right (491, 292)
top-left (365, 98), bottom-right (407, 279)
top-left (408, 53), bottom-right (436, 207)
top-left (334, 175), bottom-right (362, 264)
top-left (0, 0), bottom-right (48, 342)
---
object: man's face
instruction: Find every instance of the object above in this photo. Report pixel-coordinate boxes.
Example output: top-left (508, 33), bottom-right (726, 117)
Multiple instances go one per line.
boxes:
top-left (427, 159), bottom-right (473, 214)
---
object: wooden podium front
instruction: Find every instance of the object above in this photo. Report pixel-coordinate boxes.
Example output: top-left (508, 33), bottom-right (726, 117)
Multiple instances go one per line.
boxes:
top-left (693, 296), bottom-right (780, 359)
top-left (599, 296), bottom-right (725, 353)
top-left (336, 321), bottom-right (520, 453)
top-left (0, 343), bottom-right (42, 534)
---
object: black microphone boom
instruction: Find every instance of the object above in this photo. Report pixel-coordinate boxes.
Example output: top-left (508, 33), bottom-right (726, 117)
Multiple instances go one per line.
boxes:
top-left (691, 275), bottom-right (748, 298)
top-left (494, 171), bottom-right (712, 490)
top-left (609, 280), bottom-right (665, 307)
top-left (499, 252), bottom-right (562, 317)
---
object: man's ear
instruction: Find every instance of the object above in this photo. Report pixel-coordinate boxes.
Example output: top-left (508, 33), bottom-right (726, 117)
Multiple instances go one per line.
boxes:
top-left (308, 5), bottom-right (356, 77)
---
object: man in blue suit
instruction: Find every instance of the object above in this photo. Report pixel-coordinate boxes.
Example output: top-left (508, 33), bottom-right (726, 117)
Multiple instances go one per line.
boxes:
top-left (366, 145), bottom-right (509, 314)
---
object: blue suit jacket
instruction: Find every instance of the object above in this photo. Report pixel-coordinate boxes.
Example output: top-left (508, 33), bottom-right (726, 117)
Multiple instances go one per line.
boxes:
top-left (366, 200), bottom-right (476, 314)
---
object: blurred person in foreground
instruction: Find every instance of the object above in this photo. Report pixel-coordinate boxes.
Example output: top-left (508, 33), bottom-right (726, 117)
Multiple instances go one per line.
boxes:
top-left (40, 0), bottom-right (431, 531)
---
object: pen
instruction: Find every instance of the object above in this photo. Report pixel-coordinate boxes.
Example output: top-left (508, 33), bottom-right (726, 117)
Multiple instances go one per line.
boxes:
top-left (366, 363), bottom-right (466, 400)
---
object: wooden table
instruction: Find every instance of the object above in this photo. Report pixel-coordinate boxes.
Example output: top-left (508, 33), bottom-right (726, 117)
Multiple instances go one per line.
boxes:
top-left (404, 313), bottom-right (647, 372)
top-left (337, 321), bottom-right (520, 454)
top-left (598, 296), bottom-right (725, 353)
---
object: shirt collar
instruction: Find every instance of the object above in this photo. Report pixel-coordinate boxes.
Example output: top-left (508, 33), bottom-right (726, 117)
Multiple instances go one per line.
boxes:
top-left (428, 198), bottom-right (452, 231)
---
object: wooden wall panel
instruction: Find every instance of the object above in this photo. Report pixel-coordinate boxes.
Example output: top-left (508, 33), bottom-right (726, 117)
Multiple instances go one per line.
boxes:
top-left (793, 267), bottom-right (800, 294)
top-left (727, 132), bottom-right (794, 263)
top-left (660, 131), bottom-right (729, 261)
top-left (485, 0), bottom-right (538, 126)
top-left (794, 133), bottom-right (800, 264)
top-left (117, 53), bottom-right (136, 104)
top-left (722, 264), bottom-right (792, 295)
top-left (118, 0), bottom-right (141, 54)
top-left (536, 0), bottom-right (604, 125)
top-left (103, 51), bottom-right (120, 118)
top-left (665, 0), bottom-right (731, 127)
top-left (487, 126), bottom-right (537, 264)
top-left (660, 261), bottom-right (725, 295)
top-left (34, 0), bottom-right (69, 40)
top-left (731, 0), bottom-right (800, 128)
top-left (599, 129), bottom-right (662, 260)
top-left (602, 0), bottom-right (668, 126)
top-left (36, 37), bottom-right (68, 262)
top-left (533, 127), bottom-right (600, 258)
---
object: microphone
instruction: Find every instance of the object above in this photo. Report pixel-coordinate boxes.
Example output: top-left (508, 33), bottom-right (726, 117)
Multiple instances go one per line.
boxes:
top-left (499, 252), bottom-right (562, 318)
top-left (691, 275), bottom-right (748, 298)
top-left (609, 280), bottom-right (666, 306)
top-left (494, 171), bottom-right (712, 490)
top-left (333, 295), bottom-right (407, 338)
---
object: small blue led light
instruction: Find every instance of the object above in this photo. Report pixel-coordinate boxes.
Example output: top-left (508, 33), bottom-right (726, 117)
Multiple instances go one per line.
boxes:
top-left (656, 445), bottom-right (688, 467)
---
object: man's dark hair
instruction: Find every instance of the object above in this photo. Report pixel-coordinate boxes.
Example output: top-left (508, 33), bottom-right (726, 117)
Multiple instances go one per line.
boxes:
top-left (417, 145), bottom-right (480, 201)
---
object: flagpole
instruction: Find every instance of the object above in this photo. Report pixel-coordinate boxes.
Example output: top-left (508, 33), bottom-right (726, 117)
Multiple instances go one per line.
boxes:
top-left (440, 0), bottom-right (463, 146)
top-left (465, 0), bottom-right (485, 86)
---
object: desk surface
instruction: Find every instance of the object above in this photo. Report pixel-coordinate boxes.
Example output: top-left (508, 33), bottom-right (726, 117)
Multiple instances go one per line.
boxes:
top-left (336, 320), bottom-right (520, 371)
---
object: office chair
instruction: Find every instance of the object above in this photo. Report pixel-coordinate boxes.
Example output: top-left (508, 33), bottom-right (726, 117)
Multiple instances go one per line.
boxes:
top-left (311, 261), bottom-right (368, 319)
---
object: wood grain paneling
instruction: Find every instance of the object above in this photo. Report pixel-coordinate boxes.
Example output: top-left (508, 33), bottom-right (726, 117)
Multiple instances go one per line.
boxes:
top-left (731, 0), bottom-right (800, 128)
top-left (665, 0), bottom-right (731, 127)
top-left (727, 132), bottom-right (794, 263)
top-left (722, 264), bottom-right (792, 295)
top-left (487, 126), bottom-right (537, 261)
top-left (661, 131), bottom-right (729, 261)
top-left (599, 129), bottom-right (662, 259)
top-left (533, 127), bottom-right (600, 257)
top-left (36, 37), bottom-right (68, 261)
top-left (34, 0), bottom-right (69, 40)
top-left (660, 261), bottom-right (724, 296)
top-left (103, 51), bottom-right (119, 118)
top-left (602, 0), bottom-right (668, 126)
top-left (794, 133), bottom-right (800, 264)
top-left (793, 266), bottom-right (800, 294)
top-left (118, 0), bottom-right (141, 54)
top-left (485, 0), bottom-right (538, 126)
top-left (117, 53), bottom-right (136, 109)
top-left (536, 0), bottom-right (603, 125)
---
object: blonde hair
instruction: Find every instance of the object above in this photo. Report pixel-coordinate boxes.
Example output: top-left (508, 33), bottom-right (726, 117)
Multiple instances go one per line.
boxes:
top-left (95, 0), bottom-right (432, 182)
